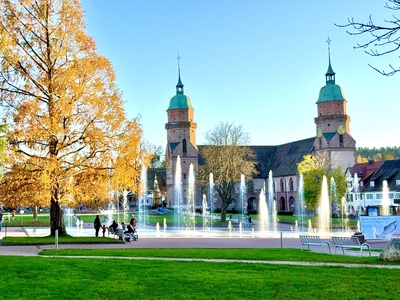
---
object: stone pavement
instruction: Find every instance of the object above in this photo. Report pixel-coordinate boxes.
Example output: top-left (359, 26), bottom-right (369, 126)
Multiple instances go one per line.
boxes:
top-left (0, 226), bottom-right (390, 257)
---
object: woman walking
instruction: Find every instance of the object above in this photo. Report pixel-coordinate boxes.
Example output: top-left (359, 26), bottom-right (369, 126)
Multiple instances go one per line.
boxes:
top-left (94, 215), bottom-right (102, 237)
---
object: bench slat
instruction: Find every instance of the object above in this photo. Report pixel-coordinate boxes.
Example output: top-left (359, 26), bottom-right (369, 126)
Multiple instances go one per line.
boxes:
top-left (332, 236), bottom-right (371, 256)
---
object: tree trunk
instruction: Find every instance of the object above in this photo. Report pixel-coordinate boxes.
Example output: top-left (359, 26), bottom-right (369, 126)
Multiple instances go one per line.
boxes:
top-left (220, 201), bottom-right (230, 222)
top-left (50, 199), bottom-right (66, 236)
top-left (33, 206), bottom-right (38, 222)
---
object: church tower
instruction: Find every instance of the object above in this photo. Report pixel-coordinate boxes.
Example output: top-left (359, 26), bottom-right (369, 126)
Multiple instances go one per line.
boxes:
top-left (313, 39), bottom-right (356, 170)
top-left (165, 57), bottom-right (198, 206)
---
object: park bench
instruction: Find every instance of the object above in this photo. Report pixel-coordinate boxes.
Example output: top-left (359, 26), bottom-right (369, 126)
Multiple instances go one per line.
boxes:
top-left (299, 235), bottom-right (331, 253)
top-left (107, 226), bottom-right (115, 237)
top-left (107, 227), bottom-right (124, 240)
top-left (332, 236), bottom-right (371, 256)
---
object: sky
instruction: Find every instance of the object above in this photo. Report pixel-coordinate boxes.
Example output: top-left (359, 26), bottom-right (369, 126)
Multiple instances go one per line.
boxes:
top-left (80, 1), bottom-right (400, 150)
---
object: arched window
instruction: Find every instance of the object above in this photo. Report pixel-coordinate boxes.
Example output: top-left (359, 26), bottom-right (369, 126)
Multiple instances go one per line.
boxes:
top-left (182, 138), bottom-right (187, 154)
top-left (289, 178), bottom-right (294, 192)
top-left (280, 178), bottom-right (285, 192)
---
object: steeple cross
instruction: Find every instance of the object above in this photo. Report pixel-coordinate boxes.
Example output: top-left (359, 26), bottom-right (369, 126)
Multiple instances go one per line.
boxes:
top-left (177, 51), bottom-right (181, 69)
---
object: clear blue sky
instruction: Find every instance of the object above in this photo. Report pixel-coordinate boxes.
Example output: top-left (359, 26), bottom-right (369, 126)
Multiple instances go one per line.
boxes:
top-left (80, 0), bottom-right (399, 149)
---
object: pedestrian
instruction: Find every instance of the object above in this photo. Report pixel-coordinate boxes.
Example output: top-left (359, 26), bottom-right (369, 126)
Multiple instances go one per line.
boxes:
top-left (94, 215), bottom-right (101, 237)
top-left (130, 215), bottom-right (137, 228)
top-left (0, 212), bottom-right (3, 232)
top-left (102, 225), bottom-right (107, 237)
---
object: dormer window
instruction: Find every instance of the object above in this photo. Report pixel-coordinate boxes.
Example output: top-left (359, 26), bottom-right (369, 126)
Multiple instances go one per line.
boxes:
top-left (370, 181), bottom-right (375, 187)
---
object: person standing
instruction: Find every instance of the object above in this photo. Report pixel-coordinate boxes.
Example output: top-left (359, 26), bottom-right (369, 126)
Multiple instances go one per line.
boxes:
top-left (94, 215), bottom-right (101, 237)
top-left (130, 215), bottom-right (137, 228)
top-left (0, 212), bottom-right (3, 232)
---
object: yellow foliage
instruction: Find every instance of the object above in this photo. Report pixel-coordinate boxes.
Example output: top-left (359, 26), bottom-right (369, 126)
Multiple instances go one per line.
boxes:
top-left (0, 0), bottom-right (144, 212)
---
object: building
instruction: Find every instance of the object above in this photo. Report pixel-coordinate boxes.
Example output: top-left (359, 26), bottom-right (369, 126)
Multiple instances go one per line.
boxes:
top-left (346, 160), bottom-right (400, 216)
top-left (165, 50), bottom-right (356, 213)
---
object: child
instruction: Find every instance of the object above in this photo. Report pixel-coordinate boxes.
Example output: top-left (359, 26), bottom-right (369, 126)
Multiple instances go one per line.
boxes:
top-left (102, 225), bottom-right (107, 237)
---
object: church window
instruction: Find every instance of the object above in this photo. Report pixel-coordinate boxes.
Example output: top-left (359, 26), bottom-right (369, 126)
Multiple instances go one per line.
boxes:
top-left (339, 134), bottom-right (343, 146)
top-left (289, 178), bottom-right (294, 191)
top-left (182, 138), bottom-right (187, 154)
top-left (280, 179), bottom-right (285, 192)
top-left (183, 173), bottom-right (187, 180)
top-left (319, 138), bottom-right (322, 148)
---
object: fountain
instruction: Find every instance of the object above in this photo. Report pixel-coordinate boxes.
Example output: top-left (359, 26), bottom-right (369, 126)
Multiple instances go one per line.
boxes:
top-left (138, 164), bottom-right (149, 230)
top-left (381, 180), bottom-right (391, 216)
top-left (185, 163), bottom-right (196, 232)
top-left (341, 196), bottom-right (349, 232)
top-left (122, 190), bottom-right (129, 224)
top-left (202, 194), bottom-right (210, 231)
top-left (267, 170), bottom-right (277, 232)
top-left (208, 173), bottom-right (216, 230)
top-left (258, 187), bottom-right (269, 232)
top-left (163, 217), bottom-right (167, 235)
top-left (174, 155), bottom-right (183, 231)
top-left (298, 173), bottom-right (305, 231)
top-left (239, 174), bottom-right (247, 227)
top-left (330, 177), bottom-right (338, 230)
top-left (318, 175), bottom-right (330, 234)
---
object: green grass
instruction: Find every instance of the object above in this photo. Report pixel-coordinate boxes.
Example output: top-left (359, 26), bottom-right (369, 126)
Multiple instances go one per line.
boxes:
top-left (2, 212), bottom-right (360, 230)
top-left (39, 247), bottom-right (400, 265)
top-left (0, 251), bottom-right (399, 299)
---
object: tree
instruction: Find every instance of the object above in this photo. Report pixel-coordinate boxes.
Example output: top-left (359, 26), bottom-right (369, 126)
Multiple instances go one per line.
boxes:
top-left (298, 155), bottom-right (346, 210)
top-left (198, 122), bottom-right (257, 222)
top-left (337, 0), bottom-right (400, 76)
top-left (0, 0), bottom-right (146, 235)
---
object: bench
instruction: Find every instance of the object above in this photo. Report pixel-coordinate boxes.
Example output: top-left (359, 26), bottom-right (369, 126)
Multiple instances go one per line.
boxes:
top-left (107, 226), bottom-right (116, 238)
top-left (332, 236), bottom-right (371, 256)
top-left (299, 235), bottom-right (331, 253)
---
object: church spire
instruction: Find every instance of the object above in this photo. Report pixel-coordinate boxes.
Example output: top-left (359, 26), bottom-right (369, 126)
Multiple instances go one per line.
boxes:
top-left (325, 37), bottom-right (336, 85)
top-left (176, 52), bottom-right (184, 95)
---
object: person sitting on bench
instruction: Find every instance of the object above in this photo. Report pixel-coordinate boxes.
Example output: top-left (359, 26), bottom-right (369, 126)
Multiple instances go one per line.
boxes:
top-left (124, 223), bottom-right (135, 234)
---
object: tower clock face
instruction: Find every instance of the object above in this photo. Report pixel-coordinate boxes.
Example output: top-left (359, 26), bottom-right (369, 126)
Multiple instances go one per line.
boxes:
top-left (337, 125), bottom-right (345, 134)
top-left (316, 127), bottom-right (323, 138)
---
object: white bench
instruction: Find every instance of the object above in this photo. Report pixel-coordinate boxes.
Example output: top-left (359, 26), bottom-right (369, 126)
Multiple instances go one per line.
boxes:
top-left (299, 235), bottom-right (331, 253)
top-left (332, 236), bottom-right (371, 256)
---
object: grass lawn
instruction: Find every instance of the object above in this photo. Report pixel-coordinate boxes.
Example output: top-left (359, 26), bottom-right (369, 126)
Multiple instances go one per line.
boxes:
top-left (0, 248), bottom-right (399, 299)
top-left (2, 212), bottom-right (359, 231)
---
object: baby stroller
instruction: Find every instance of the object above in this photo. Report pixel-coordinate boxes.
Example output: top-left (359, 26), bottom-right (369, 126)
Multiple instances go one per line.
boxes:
top-left (124, 226), bottom-right (138, 243)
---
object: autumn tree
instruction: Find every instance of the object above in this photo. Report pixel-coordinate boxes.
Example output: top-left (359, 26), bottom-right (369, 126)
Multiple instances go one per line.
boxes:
top-left (337, 0), bottom-right (400, 75)
top-left (298, 154), bottom-right (346, 211)
top-left (0, 0), bottom-right (145, 235)
top-left (198, 122), bottom-right (257, 222)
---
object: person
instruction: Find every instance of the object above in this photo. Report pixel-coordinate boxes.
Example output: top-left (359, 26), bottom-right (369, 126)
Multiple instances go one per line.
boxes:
top-left (121, 222), bottom-right (126, 231)
top-left (0, 212), bottom-right (3, 232)
top-left (94, 215), bottom-right (101, 237)
top-left (102, 225), bottom-right (107, 237)
top-left (110, 220), bottom-right (118, 232)
top-left (130, 215), bottom-right (137, 228)
top-left (124, 223), bottom-right (135, 234)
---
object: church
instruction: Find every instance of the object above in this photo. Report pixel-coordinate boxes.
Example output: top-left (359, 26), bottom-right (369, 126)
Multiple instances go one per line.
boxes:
top-left (164, 50), bottom-right (356, 214)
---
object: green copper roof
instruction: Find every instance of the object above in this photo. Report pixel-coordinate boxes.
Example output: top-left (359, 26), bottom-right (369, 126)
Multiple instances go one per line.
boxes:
top-left (168, 94), bottom-right (193, 110)
top-left (167, 75), bottom-right (194, 110)
top-left (317, 84), bottom-right (346, 102)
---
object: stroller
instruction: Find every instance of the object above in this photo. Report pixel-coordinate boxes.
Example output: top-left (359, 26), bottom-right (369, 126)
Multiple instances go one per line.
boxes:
top-left (124, 226), bottom-right (138, 242)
